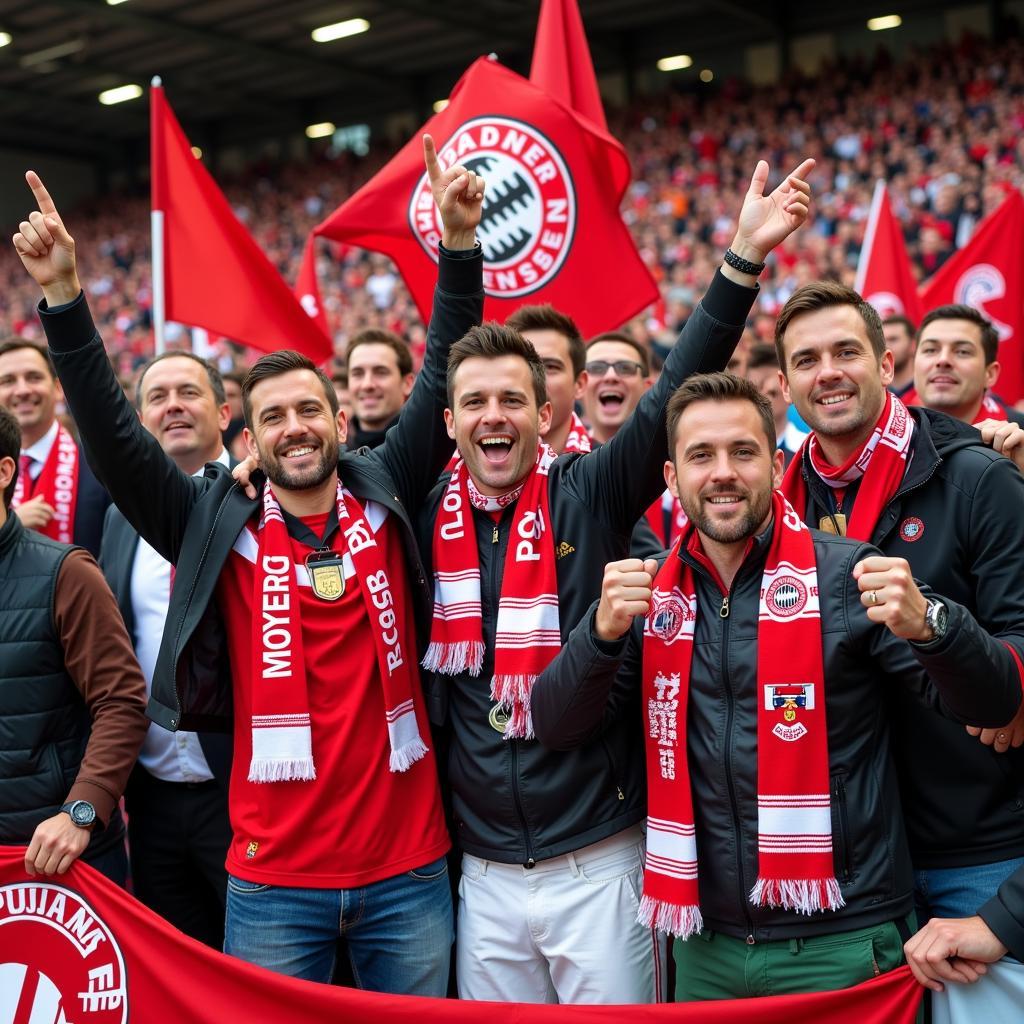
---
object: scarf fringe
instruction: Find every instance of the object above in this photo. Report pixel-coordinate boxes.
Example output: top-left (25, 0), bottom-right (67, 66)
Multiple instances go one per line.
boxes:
top-left (637, 895), bottom-right (703, 939)
top-left (248, 757), bottom-right (317, 783)
top-left (749, 877), bottom-right (845, 915)
top-left (492, 674), bottom-right (537, 739)
top-left (389, 737), bottom-right (429, 773)
top-left (422, 640), bottom-right (486, 676)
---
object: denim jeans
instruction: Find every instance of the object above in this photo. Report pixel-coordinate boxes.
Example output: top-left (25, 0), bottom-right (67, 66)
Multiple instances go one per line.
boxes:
top-left (914, 855), bottom-right (1024, 921)
top-left (224, 856), bottom-right (452, 994)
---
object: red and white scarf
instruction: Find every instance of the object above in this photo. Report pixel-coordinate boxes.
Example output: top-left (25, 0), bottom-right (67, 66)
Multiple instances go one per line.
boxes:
top-left (249, 480), bottom-right (427, 782)
top-left (12, 423), bottom-right (79, 545)
top-left (563, 412), bottom-right (592, 453)
top-left (782, 391), bottom-right (913, 542)
top-left (424, 444), bottom-right (560, 738)
top-left (903, 386), bottom-right (1007, 424)
top-left (639, 491), bottom-right (842, 938)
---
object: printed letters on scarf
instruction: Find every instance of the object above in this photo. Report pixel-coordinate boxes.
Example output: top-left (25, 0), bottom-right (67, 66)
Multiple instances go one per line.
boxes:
top-left (11, 423), bottom-right (79, 545)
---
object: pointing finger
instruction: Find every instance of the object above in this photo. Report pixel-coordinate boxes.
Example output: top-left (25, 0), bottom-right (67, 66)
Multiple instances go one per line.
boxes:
top-left (423, 134), bottom-right (442, 186)
top-left (747, 160), bottom-right (769, 199)
top-left (26, 170), bottom-right (59, 217)
top-left (785, 158), bottom-right (816, 184)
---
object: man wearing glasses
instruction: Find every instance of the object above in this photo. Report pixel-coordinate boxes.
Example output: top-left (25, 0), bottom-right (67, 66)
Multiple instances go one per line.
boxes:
top-left (581, 333), bottom-right (652, 445)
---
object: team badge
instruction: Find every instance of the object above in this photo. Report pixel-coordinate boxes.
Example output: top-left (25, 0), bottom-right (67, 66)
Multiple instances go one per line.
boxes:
top-left (488, 704), bottom-right (510, 733)
top-left (306, 552), bottom-right (345, 601)
top-left (646, 588), bottom-right (695, 646)
top-left (246, 840), bottom-right (259, 859)
top-left (765, 683), bottom-right (814, 742)
top-left (409, 116), bottom-right (577, 298)
top-left (0, 881), bottom-right (128, 1022)
top-left (900, 517), bottom-right (924, 543)
top-left (764, 576), bottom-right (808, 617)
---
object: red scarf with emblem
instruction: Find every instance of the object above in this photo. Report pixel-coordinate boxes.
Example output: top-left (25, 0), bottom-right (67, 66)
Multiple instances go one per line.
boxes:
top-left (639, 491), bottom-right (841, 938)
top-left (781, 392), bottom-right (913, 542)
top-left (562, 412), bottom-right (592, 453)
top-left (12, 423), bottom-right (79, 545)
top-left (424, 444), bottom-right (560, 738)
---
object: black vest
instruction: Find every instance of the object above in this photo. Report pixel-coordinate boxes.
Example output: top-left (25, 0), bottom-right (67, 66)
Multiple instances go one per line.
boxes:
top-left (0, 514), bottom-right (121, 853)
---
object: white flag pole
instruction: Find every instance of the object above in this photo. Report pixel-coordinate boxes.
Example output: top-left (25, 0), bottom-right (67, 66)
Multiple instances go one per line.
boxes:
top-left (151, 75), bottom-right (166, 355)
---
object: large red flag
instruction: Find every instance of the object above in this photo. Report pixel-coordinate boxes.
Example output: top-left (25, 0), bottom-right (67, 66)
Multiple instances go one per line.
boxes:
top-left (854, 181), bottom-right (923, 323)
top-left (313, 57), bottom-right (658, 335)
top-left (530, 0), bottom-right (608, 130)
top-left (0, 847), bottom-right (923, 1023)
top-left (919, 190), bottom-right (1024, 403)
top-left (151, 83), bottom-right (331, 361)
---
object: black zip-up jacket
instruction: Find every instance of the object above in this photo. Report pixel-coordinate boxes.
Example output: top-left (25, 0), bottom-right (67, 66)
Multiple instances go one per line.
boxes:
top-left (793, 408), bottom-right (1024, 869)
top-left (532, 524), bottom-right (1023, 942)
top-left (980, 860), bottom-right (1024, 961)
top-left (419, 270), bottom-right (756, 864)
top-left (38, 249), bottom-right (483, 733)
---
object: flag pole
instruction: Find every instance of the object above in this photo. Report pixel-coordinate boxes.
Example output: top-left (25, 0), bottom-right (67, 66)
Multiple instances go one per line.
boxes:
top-left (151, 75), bottom-right (166, 355)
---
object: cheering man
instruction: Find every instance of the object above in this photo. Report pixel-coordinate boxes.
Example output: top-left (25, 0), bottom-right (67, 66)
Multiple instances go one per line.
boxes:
top-left (775, 282), bottom-right (1024, 924)
top-left (533, 372), bottom-right (1022, 1001)
top-left (421, 157), bottom-right (814, 1003)
top-left (13, 137), bottom-right (485, 995)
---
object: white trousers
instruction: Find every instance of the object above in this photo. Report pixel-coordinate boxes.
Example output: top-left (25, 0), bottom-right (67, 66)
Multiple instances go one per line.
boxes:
top-left (456, 826), bottom-right (666, 1003)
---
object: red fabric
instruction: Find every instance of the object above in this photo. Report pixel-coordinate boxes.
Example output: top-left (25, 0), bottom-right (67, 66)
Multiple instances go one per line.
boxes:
top-left (640, 493), bottom-right (838, 938)
top-left (311, 56), bottom-right (658, 335)
top-left (11, 423), bottom-right (79, 545)
top-left (150, 85), bottom-right (331, 361)
top-left (782, 393), bottom-right (913, 542)
top-left (529, 0), bottom-right (608, 130)
top-left (646, 491), bottom-right (688, 548)
top-left (0, 846), bottom-right (925, 1021)
top-left (217, 508), bottom-right (448, 887)
top-left (902, 387), bottom-right (1008, 423)
top-left (919, 191), bottom-right (1024, 404)
top-left (563, 412), bottom-right (592, 453)
top-left (853, 181), bottom-right (923, 322)
top-left (294, 234), bottom-right (330, 342)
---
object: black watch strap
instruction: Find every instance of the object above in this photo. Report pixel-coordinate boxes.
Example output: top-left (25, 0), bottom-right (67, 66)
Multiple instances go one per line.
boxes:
top-left (724, 248), bottom-right (766, 276)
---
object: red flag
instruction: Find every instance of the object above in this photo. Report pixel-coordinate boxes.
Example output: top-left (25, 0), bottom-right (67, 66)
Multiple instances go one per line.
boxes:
top-left (151, 84), bottom-right (331, 361)
top-left (919, 190), bottom-right (1024, 403)
top-left (313, 57), bottom-right (658, 335)
top-left (854, 181), bottom-right (923, 323)
top-left (529, 0), bottom-right (608, 130)
top-left (295, 235), bottom-right (330, 342)
top-left (0, 847), bottom-right (924, 1023)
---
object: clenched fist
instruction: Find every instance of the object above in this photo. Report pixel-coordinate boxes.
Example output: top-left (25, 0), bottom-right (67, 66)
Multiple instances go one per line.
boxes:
top-left (852, 556), bottom-right (931, 641)
top-left (594, 558), bottom-right (659, 642)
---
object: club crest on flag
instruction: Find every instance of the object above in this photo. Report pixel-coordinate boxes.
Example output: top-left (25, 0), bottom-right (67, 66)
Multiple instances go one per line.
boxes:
top-left (765, 683), bottom-right (815, 741)
top-left (409, 116), bottom-right (577, 298)
top-left (0, 882), bottom-right (128, 1022)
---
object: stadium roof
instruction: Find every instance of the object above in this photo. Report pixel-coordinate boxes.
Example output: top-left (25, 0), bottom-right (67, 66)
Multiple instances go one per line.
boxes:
top-left (0, 0), bottom-right (974, 165)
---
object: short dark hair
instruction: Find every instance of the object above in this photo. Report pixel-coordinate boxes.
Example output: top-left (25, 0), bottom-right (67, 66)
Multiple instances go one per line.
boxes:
top-left (745, 343), bottom-right (780, 372)
top-left (447, 323), bottom-right (547, 408)
top-left (242, 350), bottom-right (339, 429)
top-left (0, 338), bottom-right (56, 379)
top-left (135, 351), bottom-right (226, 409)
top-left (666, 371), bottom-right (776, 455)
top-left (586, 331), bottom-right (650, 377)
top-left (918, 304), bottom-right (999, 364)
top-left (347, 328), bottom-right (413, 377)
top-left (222, 370), bottom-right (246, 388)
top-left (331, 368), bottom-right (349, 388)
top-left (882, 314), bottom-right (916, 338)
top-left (0, 406), bottom-right (21, 509)
top-left (505, 305), bottom-right (585, 378)
top-left (775, 282), bottom-right (885, 368)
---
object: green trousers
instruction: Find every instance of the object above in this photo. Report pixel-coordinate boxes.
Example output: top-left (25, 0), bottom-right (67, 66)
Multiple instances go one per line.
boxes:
top-left (674, 917), bottom-right (911, 1002)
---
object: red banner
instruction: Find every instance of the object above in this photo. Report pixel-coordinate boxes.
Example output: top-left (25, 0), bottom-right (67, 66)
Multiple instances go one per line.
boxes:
top-left (919, 190), bottom-right (1024, 403)
top-left (0, 848), bottom-right (923, 1022)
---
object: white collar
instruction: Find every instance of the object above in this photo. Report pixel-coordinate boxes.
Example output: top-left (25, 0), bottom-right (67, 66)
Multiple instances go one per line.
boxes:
top-left (190, 447), bottom-right (230, 477)
top-left (21, 419), bottom-right (60, 465)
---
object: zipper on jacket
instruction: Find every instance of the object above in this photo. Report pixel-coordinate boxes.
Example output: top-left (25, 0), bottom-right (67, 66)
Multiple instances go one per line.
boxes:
top-left (831, 773), bottom-right (853, 884)
top-left (600, 738), bottom-right (626, 802)
top-left (492, 524), bottom-right (499, 544)
top-left (720, 595), bottom-right (730, 618)
top-left (510, 740), bottom-right (536, 866)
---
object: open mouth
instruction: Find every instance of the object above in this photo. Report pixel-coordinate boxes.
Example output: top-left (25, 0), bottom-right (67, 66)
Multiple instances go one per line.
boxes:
top-left (597, 390), bottom-right (625, 412)
top-left (816, 392), bottom-right (854, 409)
top-left (280, 444), bottom-right (319, 461)
top-left (478, 435), bottom-right (514, 464)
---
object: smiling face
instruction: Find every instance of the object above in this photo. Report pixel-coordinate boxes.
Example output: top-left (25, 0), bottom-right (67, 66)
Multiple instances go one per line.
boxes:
top-left (348, 342), bottom-right (414, 431)
top-left (139, 356), bottom-right (230, 473)
top-left (779, 305), bottom-right (892, 454)
top-left (0, 345), bottom-right (61, 446)
top-left (913, 318), bottom-right (996, 423)
top-left (445, 354), bottom-right (552, 495)
top-left (582, 341), bottom-right (650, 442)
top-left (666, 398), bottom-right (782, 545)
top-left (244, 369), bottom-right (345, 491)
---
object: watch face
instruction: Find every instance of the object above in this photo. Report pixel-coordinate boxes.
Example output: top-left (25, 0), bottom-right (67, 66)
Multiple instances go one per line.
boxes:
top-left (69, 801), bottom-right (96, 826)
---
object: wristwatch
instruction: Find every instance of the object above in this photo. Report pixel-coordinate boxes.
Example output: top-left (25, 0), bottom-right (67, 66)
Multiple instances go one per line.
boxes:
top-left (59, 800), bottom-right (97, 829)
top-left (922, 598), bottom-right (949, 644)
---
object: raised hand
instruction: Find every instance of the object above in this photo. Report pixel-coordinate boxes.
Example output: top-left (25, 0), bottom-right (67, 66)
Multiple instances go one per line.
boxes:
top-left (730, 158), bottom-right (815, 265)
top-left (594, 558), bottom-right (659, 642)
top-left (423, 133), bottom-right (485, 251)
top-left (12, 171), bottom-right (81, 306)
top-left (852, 555), bottom-right (931, 641)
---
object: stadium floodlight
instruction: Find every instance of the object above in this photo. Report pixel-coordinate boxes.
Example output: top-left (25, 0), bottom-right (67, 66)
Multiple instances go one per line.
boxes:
top-left (305, 122), bottom-right (336, 139)
top-left (99, 83), bottom-right (143, 105)
top-left (433, 99), bottom-right (449, 113)
top-left (106, 0), bottom-right (132, 5)
top-left (657, 54), bottom-right (692, 72)
top-left (0, 32), bottom-right (11, 48)
top-left (311, 18), bottom-right (370, 43)
top-left (867, 14), bottom-right (902, 30)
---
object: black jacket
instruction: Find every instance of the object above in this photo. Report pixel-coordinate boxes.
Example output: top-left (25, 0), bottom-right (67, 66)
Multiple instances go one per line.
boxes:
top-left (980, 861), bottom-right (1024, 961)
top-left (419, 270), bottom-right (756, 864)
top-left (793, 408), bottom-right (1024, 868)
top-left (346, 414), bottom-right (399, 452)
top-left (532, 523), bottom-right (1023, 942)
top-left (40, 249), bottom-right (483, 734)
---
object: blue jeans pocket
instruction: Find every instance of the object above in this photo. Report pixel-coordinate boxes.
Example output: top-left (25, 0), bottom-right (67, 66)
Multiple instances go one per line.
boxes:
top-left (408, 856), bottom-right (448, 881)
top-left (227, 874), bottom-right (272, 895)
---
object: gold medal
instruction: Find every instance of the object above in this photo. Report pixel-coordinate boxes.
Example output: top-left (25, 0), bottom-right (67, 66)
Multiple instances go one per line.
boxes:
top-left (818, 513), bottom-right (847, 536)
top-left (488, 704), bottom-right (510, 733)
top-left (306, 552), bottom-right (345, 601)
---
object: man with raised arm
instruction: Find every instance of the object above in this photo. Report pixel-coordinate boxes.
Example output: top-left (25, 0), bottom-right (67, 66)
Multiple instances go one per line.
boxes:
top-left (12, 139), bottom-right (485, 995)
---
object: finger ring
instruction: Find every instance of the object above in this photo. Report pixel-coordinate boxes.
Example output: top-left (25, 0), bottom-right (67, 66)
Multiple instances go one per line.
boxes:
top-left (998, 732), bottom-right (1008, 742)
top-left (868, 590), bottom-right (878, 605)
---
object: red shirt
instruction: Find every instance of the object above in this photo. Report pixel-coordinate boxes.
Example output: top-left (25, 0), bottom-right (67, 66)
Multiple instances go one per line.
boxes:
top-left (217, 507), bottom-right (449, 887)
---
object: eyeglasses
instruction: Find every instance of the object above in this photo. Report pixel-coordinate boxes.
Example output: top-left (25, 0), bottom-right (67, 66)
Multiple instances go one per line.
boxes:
top-left (585, 359), bottom-right (646, 378)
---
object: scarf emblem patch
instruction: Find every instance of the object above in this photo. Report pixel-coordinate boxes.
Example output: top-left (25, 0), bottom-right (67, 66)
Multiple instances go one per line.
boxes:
top-left (765, 683), bottom-right (815, 741)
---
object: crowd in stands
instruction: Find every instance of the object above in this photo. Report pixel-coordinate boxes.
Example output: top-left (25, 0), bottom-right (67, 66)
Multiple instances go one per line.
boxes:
top-left (1, 32), bottom-right (1023, 382)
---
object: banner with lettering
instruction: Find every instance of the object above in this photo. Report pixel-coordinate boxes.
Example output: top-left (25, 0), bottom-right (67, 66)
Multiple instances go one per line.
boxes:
top-left (0, 848), bottom-right (923, 1022)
